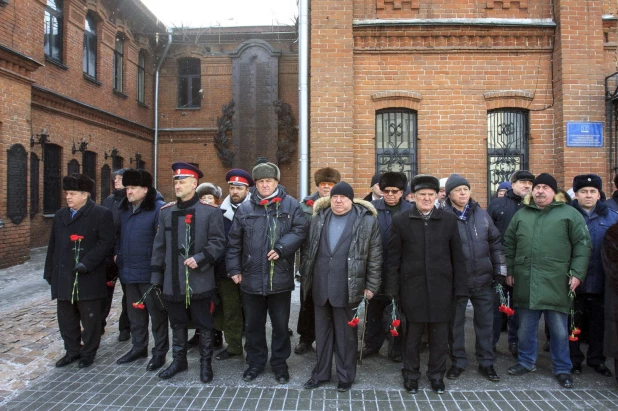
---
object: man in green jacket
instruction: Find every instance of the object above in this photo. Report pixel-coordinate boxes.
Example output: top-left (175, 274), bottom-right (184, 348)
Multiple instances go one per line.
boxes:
top-left (503, 173), bottom-right (591, 389)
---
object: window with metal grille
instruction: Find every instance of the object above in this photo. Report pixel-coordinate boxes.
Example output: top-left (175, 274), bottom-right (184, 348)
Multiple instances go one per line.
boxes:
top-left (112, 156), bottom-right (124, 172)
top-left (82, 151), bottom-right (96, 201)
top-left (44, 0), bottom-right (63, 62)
top-left (137, 51), bottom-right (146, 103)
top-left (44, 144), bottom-right (62, 214)
top-left (101, 164), bottom-right (111, 200)
top-left (30, 153), bottom-right (40, 217)
top-left (375, 109), bottom-right (418, 183)
top-left (178, 58), bottom-right (201, 108)
top-left (113, 35), bottom-right (124, 92)
top-left (83, 13), bottom-right (97, 78)
top-left (67, 159), bottom-right (80, 175)
top-left (487, 109), bottom-right (529, 202)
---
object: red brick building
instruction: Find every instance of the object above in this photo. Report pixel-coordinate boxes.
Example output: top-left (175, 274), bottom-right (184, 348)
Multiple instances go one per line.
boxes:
top-left (309, 0), bottom-right (618, 204)
top-left (0, 0), bottom-right (298, 268)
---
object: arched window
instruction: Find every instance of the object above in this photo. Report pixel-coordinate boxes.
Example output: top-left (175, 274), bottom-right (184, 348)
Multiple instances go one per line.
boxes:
top-left (177, 58), bottom-right (201, 108)
top-left (44, 144), bottom-right (62, 214)
top-left (114, 35), bottom-right (124, 92)
top-left (137, 50), bottom-right (146, 103)
top-left (83, 13), bottom-right (97, 78)
top-left (44, 0), bottom-right (63, 62)
top-left (101, 164), bottom-right (111, 200)
top-left (487, 108), bottom-right (529, 201)
top-left (375, 109), bottom-right (418, 182)
top-left (30, 153), bottom-right (40, 217)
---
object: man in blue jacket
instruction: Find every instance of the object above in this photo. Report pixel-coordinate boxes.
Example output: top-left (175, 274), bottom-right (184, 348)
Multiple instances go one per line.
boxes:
top-left (570, 174), bottom-right (618, 377)
top-left (114, 169), bottom-right (168, 371)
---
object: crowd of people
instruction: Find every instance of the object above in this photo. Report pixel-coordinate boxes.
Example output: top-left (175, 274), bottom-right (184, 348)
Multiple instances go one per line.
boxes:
top-left (43, 161), bottom-right (618, 394)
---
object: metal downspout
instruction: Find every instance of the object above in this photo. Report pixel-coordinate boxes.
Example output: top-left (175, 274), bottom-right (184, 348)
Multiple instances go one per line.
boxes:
top-left (154, 31), bottom-right (172, 189)
top-left (298, 0), bottom-right (309, 199)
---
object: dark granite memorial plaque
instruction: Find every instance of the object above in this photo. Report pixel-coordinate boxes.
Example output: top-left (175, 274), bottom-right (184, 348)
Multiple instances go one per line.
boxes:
top-left (7, 144), bottom-right (27, 224)
top-left (231, 40), bottom-right (280, 170)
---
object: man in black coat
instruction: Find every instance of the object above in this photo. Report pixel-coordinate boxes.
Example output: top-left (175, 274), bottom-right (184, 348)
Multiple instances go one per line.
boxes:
top-left (101, 167), bottom-right (130, 341)
top-left (44, 174), bottom-right (115, 368)
top-left (386, 174), bottom-right (467, 394)
top-left (442, 174), bottom-right (506, 382)
top-left (361, 171), bottom-right (412, 361)
top-left (487, 170), bottom-right (534, 357)
top-left (226, 162), bottom-right (308, 384)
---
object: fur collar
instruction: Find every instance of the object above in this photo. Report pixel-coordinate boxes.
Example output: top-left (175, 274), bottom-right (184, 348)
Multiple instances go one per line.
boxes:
top-left (313, 196), bottom-right (377, 217)
top-left (523, 191), bottom-right (568, 207)
top-left (119, 187), bottom-right (158, 211)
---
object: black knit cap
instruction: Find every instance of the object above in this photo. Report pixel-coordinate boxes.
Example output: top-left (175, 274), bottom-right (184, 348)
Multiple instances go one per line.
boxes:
top-left (330, 181), bottom-right (354, 201)
top-left (532, 173), bottom-right (557, 194)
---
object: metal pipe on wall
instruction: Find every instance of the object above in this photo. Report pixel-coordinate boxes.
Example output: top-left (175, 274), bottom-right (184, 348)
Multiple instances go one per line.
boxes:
top-left (298, 0), bottom-right (309, 200)
top-left (153, 31), bottom-right (172, 189)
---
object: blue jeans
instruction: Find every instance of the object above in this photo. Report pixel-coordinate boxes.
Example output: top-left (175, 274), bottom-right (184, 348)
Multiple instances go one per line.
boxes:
top-left (517, 308), bottom-right (571, 375)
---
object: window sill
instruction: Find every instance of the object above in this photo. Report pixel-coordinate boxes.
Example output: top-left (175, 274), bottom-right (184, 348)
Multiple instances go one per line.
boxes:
top-left (83, 73), bottom-right (102, 86)
top-left (137, 101), bottom-right (150, 109)
top-left (45, 56), bottom-right (68, 71)
top-left (176, 107), bottom-right (201, 111)
top-left (113, 89), bottom-right (128, 99)
top-left (43, 213), bottom-right (56, 218)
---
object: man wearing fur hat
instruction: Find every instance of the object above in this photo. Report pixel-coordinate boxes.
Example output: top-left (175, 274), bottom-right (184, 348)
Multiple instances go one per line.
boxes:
top-left (226, 162), bottom-right (308, 384)
top-left (114, 169), bottom-right (168, 371)
top-left (504, 173), bottom-right (591, 388)
top-left (301, 181), bottom-right (382, 392)
top-left (385, 174), bottom-right (467, 394)
top-left (569, 174), bottom-right (618, 377)
top-left (101, 167), bottom-right (131, 341)
top-left (44, 174), bottom-right (115, 368)
top-left (360, 171), bottom-right (412, 362)
top-left (152, 162), bottom-right (226, 383)
top-left (295, 167), bottom-right (341, 355)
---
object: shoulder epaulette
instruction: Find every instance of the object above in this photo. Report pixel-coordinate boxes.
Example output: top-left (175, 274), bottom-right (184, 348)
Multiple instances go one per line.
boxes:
top-left (161, 201), bottom-right (176, 210)
top-left (199, 200), bottom-right (217, 207)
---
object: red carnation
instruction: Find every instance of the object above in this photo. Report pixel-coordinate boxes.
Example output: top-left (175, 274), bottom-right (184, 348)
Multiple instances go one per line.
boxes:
top-left (352, 317), bottom-right (360, 325)
top-left (390, 329), bottom-right (399, 337)
top-left (260, 199), bottom-right (269, 206)
top-left (106, 281), bottom-right (115, 287)
top-left (132, 302), bottom-right (139, 309)
top-left (348, 320), bottom-right (357, 328)
top-left (70, 234), bottom-right (80, 242)
top-left (272, 197), bottom-right (282, 203)
top-left (392, 319), bottom-right (401, 328)
top-left (569, 334), bottom-right (578, 342)
top-left (210, 300), bottom-right (215, 314)
top-left (306, 200), bottom-right (315, 207)
top-left (572, 327), bottom-right (581, 335)
top-left (185, 214), bottom-right (193, 224)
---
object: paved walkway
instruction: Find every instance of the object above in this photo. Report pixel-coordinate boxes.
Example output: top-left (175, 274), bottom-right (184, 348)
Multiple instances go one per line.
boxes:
top-left (1, 249), bottom-right (617, 410)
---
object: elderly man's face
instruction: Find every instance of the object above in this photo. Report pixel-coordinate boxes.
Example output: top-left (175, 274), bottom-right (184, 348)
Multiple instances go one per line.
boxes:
top-left (533, 184), bottom-right (554, 208)
top-left (414, 189), bottom-right (437, 213)
top-left (331, 194), bottom-right (353, 215)
top-left (126, 186), bottom-right (148, 204)
top-left (65, 190), bottom-right (89, 210)
top-left (449, 185), bottom-right (471, 209)
top-left (576, 187), bottom-right (601, 211)
top-left (383, 187), bottom-right (403, 206)
top-left (228, 184), bottom-right (249, 205)
top-left (174, 177), bottom-right (197, 201)
top-left (318, 182), bottom-right (335, 198)
top-left (371, 183), bottom-right (383, 198)
top-left (256, 178), bottom-right (278, 198)
top-left (438, 187), bottom-right (446, 201)
top-left (512, 180), bottom-right (533, 197)
top-left (114, 175), bottom-right (124, 190)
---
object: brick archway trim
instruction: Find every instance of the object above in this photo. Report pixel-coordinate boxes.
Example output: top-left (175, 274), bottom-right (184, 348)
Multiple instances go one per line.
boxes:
top-left (483, 90), bottom-right (534, 110)
top-left (371, 90), bottom-right (422, 110)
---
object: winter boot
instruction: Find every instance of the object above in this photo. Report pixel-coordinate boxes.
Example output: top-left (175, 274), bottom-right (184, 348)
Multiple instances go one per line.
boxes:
top-left (199, 328), bottom-right (214, 383)
top-left (158, 328), bottom-right (188, 379)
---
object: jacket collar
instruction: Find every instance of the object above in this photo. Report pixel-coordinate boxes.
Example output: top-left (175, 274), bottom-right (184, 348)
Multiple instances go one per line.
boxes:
top-left (119, 187), bottom-right (159, 212)
top-left (572, 199), bottom-right (608, 218)
top-left (409, 206), bottom-right (443, 219)
top-left (176, 193), bottom-right (199, 209)
top-left (313, 196), bottom-right (378, 217)
top-left (220, 192), bottom-right (252, 221)
top-left (505, 189), bottom-right (522, 202)
top-left (62, 198), bottom-right (95, 225)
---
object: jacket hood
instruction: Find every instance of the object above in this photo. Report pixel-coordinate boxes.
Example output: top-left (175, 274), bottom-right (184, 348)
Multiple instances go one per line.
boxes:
top-left (119, 187), bottom-right (162, 211)
top-left (313, 196), bottom-right (377, 217)
top-left (522, 191), bottom-right (568, 208)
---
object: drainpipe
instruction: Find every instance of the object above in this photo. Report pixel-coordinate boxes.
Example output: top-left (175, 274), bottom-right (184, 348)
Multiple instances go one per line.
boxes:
top-left (154, 30), bottom-right (172, 189)
top-left (298, 0), bottom-right (309, 199)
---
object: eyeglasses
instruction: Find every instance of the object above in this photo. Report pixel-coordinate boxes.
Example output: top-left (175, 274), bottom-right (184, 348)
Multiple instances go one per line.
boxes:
top-left (319, 182), bottom-right (335, 188)
top-left (383, 189), bottom-right (401, 195)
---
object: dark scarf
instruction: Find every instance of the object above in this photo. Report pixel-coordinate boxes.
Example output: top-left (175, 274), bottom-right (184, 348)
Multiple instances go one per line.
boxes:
top-left (177, 193), bottom-right (199, 209)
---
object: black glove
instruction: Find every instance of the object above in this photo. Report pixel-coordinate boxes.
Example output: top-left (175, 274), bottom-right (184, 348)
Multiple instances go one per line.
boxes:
top-left (45, 277), bottom-right (51, 285)
top-left (73, 262), bottom-right (88, 274)
top-left (494, 275), bottom-right (505, 287)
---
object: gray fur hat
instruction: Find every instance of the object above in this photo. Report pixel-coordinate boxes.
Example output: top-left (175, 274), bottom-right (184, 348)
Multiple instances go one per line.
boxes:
top-left (252, 162), bottom-right (280, 181)
top-left (196, 183), bottom-right (222, 199)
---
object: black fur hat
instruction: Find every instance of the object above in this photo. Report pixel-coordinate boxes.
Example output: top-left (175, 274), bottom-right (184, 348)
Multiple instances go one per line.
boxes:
top-left (314, 167), bottom-right (341, 186)
top-left (573, 174), bottom-right (602, 193)
top-left (412, 174), bottom-right (440, 193)
top-left (122, 169), bottom-right (153, 188)
top-left (63, 174), bottom-right (94, 194)
top-left (379, 172), bottom-right (407, 191)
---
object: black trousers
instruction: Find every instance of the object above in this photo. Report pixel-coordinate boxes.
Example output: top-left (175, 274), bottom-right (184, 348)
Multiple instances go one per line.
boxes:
top-left (402, 321), bottom-right (449, 381)
top-left (102, 263), bottom-right (129, 332)
top-left (243, 291), bottom-right (291, 371)
top-left (166, 298), bottom-right (215, 331)
top-left (364, 297), bottom-right (402, 357)
top-left (569, 293), bottom-right (605, 367)
top-left (126, 284), bottom-right (169, 356)
top-left (58, 298), bottom-right (104, 360)
top-left (296, 282), bottom-right (315, 344)
top-left (312, 301), bottom-right (357, 384)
